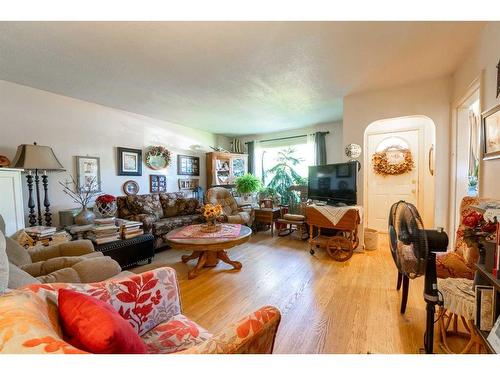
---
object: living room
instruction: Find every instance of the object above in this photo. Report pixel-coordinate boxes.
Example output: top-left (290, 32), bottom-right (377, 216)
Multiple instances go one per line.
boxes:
top-left (1, 1), bottom-right (500, 372)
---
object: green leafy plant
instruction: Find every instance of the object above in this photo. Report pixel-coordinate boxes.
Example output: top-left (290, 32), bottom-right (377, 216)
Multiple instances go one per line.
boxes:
top-left (235, 173), bottom-right (262, 195)
top-left (265, 147), bottom-right (307, 205)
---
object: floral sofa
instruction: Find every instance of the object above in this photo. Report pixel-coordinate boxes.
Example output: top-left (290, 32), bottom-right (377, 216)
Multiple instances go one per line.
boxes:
top-left (436, 196), bottom-right (498, 280)
top-left (117, 193), bottom-right (204, 249)
top-left (0, 266), bottom-right (281, 354)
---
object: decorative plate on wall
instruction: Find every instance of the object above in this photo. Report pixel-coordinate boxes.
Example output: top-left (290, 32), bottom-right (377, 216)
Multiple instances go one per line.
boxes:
top-left (146, 146), bottom-right (171, 170)
top-left (345, 143), bottom-right (362, 159)
top-left (123, 180), bottom-right (140, 195)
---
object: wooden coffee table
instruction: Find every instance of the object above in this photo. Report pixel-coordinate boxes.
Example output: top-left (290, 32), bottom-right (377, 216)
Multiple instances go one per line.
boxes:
top-left (166, 225), bottom-right (252, 279)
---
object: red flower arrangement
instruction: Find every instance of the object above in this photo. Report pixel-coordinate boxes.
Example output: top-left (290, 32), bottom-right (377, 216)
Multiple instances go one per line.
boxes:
top-left (96, 194), bottom-right (116, 205)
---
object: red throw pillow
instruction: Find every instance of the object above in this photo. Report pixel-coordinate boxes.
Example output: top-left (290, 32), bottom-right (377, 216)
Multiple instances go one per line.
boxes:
top-left (58, 289), bottom-right (147, 354)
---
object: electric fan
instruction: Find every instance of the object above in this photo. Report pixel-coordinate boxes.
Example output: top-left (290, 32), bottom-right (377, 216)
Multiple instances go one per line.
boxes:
top-left (388, 200), bottom-right (449, 354)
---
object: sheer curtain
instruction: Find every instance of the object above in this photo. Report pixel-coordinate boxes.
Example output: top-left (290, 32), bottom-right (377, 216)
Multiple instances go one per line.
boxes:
top-left (468, 109), bottom-right (481, 178)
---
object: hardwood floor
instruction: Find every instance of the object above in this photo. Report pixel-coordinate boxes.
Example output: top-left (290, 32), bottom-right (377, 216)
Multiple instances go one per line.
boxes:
top-left (132, 231), bottom-right (431, 354)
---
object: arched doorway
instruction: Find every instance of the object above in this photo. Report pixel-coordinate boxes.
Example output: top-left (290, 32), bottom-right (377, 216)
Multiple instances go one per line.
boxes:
top-left (363, 116), bottom-right (436, 232)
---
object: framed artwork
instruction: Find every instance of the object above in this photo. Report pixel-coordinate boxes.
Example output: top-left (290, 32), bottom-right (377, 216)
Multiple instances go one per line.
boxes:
top-left (75, 156), bottom-right (101, 192)
top-left (482, 103), bottom-right (500, 160)
top-left (178, 178), bottom-right (199, 190)
top-left (177, 154), bottom-right (200, 176)
top-left (487, 313), bottom-right (500, 353)
top-left (117, 147), bottom-right (142, 176)
top-left (150, 174), bottom-right (167, 193)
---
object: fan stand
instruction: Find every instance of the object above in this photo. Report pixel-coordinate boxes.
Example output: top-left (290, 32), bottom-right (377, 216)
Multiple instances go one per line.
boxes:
top-left (423, 252), bottom-right (440, 354)
top-left (396, 272), bottom-right (410, 314)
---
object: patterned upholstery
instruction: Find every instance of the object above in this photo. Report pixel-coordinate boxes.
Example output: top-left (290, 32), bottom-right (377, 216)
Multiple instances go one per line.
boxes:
top-left (436, 196), bottom-right (498, 280)
top-left (0, 267), bottom-right (281, 354)
top-left (205, 187), bottom-right (253, 225)
top-left (117, 193), bottom-right (202, 249)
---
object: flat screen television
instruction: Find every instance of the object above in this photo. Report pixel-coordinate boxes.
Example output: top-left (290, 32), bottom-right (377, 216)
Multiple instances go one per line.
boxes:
top-left (308, 161), bottom-right (358, 205)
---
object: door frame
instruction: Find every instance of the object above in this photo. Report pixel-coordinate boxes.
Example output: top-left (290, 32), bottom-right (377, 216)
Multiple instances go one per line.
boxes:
top-left (363, 116), bottom-right (436, 232)
top-left (449, 73), bottom-right (483, 248)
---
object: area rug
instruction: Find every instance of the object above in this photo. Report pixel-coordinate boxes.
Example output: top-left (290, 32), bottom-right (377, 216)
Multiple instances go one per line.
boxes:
top-left (169, 224), bottom-right (242, 239)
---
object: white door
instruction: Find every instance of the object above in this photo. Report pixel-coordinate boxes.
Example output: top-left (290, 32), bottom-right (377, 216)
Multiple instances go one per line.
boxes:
top-left (366, 129), bottom-right (421, 233)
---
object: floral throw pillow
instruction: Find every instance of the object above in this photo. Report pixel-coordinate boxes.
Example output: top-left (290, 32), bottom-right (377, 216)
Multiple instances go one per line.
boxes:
top-left (126, 194), bottom-right (163, 219)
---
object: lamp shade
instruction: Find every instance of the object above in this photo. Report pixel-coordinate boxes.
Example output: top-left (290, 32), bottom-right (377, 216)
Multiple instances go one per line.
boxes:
top-left (11, 143), bottom-right (65, 171)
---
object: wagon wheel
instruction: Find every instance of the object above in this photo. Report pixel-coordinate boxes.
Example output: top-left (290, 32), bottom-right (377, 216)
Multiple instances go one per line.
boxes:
top-left (326, 236), bottom-right (353, 262)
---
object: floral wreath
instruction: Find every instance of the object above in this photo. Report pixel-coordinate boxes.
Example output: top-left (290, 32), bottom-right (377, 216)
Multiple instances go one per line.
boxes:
top-left (146, 146), bottom-right (172, 170)
top-left (372, 146), bottom-right (414, 176)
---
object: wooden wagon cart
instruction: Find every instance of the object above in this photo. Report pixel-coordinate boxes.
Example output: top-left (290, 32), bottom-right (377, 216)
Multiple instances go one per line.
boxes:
top-left (306, 205), bottom-right (361, 262)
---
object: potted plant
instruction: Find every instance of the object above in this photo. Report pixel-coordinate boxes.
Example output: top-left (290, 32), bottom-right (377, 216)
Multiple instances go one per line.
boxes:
top-left (234, 173), bottom-right (262, 203)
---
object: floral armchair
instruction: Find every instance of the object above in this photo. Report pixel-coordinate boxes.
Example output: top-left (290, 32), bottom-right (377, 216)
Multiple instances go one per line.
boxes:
top-left (0, 267), bottom-right (281, 354)
top-left (436, 196), bottom-right (497, 280)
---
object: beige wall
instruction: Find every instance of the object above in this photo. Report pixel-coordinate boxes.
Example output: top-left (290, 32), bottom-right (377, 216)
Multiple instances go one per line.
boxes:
top-left (0, 80), bottom-right (228, 226)
top-left (343, 76), bottom-right (452, 231)
top-left (452, 22), bottom-right (500, 199)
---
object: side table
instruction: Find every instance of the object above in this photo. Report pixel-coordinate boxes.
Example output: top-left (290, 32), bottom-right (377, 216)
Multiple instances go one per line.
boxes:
top-left (95, 233), bottom-right (155, 269)
top-left (253, 207), bottom-right (281, 236)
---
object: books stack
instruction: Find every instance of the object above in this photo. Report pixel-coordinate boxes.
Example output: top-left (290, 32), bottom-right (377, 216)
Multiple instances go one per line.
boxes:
top-left (88, 217), bottom-right (119, 244)
top-left (24, 226), bottom-right (58, 245)
top-left (116, 219), bottom-right (144, 240)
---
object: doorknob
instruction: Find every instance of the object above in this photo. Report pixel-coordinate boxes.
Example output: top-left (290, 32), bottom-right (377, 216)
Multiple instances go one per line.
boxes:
top-left (411, 189), bottom-right (416, 194)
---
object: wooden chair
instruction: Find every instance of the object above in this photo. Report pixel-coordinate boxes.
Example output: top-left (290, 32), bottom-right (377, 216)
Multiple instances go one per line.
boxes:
top-left (276, 185), bottom-right (309, 240)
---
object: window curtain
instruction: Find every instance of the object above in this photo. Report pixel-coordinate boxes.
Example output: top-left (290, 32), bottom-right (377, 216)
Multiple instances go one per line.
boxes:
top-left (247, 141), bottom-right (255, 175)
top-left (314, 131), bottom-right (327, 165)
top-left (468, 109), bottom-right (481, 178)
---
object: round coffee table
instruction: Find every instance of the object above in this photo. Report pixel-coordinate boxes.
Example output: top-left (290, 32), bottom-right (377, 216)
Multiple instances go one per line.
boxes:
top-left (166, 225), bottom-right (252, 279)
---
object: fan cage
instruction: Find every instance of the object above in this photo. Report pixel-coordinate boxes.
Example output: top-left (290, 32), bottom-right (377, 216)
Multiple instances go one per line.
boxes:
top-left (388, 201), bottom-right (428, 279)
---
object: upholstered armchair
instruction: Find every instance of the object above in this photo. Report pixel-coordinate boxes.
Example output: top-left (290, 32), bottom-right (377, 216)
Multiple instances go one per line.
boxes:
top-left (0, 215), bottom-right (123, 286)
top-left (0, 267), bottom-right (281, 354)
top-left (206, 187), bottom-right (254, 225)
top-left (436, 196), bottom-right (498, 280)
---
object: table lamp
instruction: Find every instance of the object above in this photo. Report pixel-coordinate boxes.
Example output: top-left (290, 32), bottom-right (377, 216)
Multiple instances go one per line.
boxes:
top-left (11, 142), bottom-right (65, 227)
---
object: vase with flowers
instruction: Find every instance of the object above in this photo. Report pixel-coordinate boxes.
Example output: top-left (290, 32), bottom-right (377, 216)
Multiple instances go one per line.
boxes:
top-left (59, 175), bottom-right (99, 225)
top-left (94, 194), bottom-right (117, 218)
top-left (201, 203), bottom-right (223, 232)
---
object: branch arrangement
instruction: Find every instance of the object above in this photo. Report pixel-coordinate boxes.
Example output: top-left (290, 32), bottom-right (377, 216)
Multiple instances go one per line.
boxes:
top-left (59, 174), bottom-right (99, 207)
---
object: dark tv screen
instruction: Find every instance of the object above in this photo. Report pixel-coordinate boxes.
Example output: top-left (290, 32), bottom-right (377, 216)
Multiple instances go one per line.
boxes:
top-left (308, 162), bottom-right (357, 205)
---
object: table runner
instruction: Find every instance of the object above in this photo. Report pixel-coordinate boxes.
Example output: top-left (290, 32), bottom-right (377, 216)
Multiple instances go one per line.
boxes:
top-left (169, 224), bottom-right (242, 239)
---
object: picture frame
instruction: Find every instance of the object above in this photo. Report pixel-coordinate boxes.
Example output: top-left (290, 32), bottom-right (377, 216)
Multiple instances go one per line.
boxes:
top-left (475, 285), bottom-right (495, 332)
top-left (178, 178), bottom-right (199, 190)
top-left (75, 156), bottom-right (101, 192)
top-left (482, 103), bottom-right (500, 160)
top-left (487, 313), bottom-right (500, 353)
top-left (177, 154), bottom-right (200, 176)
top-left (150, 174), bottom-right (167, 193)
top-left (123, 180), bottom-right (139, 196)
top-left (117, 147), bottom-right (142, 176)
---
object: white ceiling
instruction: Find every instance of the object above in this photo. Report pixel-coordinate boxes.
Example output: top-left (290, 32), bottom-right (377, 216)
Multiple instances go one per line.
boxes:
top-left (0, 22), bottom-right (485, 136)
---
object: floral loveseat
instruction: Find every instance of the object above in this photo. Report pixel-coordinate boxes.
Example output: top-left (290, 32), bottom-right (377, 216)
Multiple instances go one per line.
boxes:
top-left (0, 267), bottom-right (281, 354)
top-left (436, 196), bottom-right (498, 280)
top-left (117, 193), bottom-right (204, 249)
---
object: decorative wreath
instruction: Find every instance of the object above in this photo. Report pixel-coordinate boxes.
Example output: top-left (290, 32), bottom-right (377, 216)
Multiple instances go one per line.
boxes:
top-left (372, 146), bottom-right (414, 176)
top-left (146, 146), bottom-right (172, 170)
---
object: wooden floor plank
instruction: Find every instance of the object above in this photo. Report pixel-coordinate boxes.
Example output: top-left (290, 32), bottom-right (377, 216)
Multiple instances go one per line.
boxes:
top-left (132, 231), bottom-right (440, 353)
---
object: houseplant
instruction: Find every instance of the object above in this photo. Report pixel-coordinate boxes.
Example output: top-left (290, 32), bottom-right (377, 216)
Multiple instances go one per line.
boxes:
top-left (234, 173), bottom-right (262, 203)
top-left (265, 147), bottom-right (307, 205)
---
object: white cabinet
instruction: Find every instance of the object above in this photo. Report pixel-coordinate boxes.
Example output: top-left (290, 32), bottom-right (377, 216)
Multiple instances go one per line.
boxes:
top-left (0, 168), bottom-right (25, 235)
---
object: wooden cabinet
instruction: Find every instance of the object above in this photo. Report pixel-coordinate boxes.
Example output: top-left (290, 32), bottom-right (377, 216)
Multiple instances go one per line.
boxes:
top-left (0, 168), bottom-right (25, 235)
top-left (206, 152), bottom-right (248, 187)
